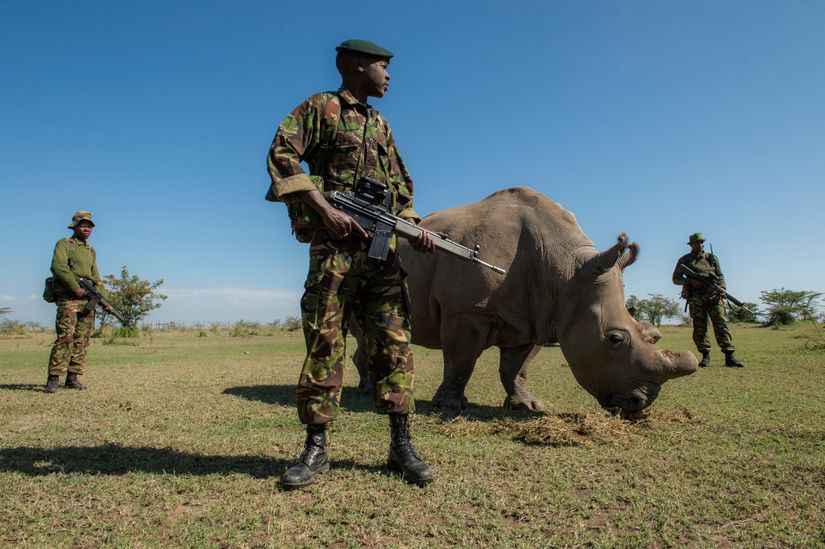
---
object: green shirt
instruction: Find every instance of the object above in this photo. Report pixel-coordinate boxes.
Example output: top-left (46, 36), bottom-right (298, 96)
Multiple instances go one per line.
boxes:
top-left (50, 237), bottom-right (101, 293)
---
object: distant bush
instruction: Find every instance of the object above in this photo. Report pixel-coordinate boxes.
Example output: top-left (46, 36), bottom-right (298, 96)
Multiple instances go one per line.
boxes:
top-left (0, 320), bottom-right (25, 336)
top-left (728, 302), bottom-right (760, 323)
top-left (0, 320), bottom-right (45, 336)
top-left (230, 320), bottom-right (262, 337)
top-left (283, 316), bottom-right (302, 332)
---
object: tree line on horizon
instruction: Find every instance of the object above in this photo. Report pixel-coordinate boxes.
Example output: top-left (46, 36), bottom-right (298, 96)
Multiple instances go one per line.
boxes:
top-left (626, 288), bottom-right (823, 327)
top-left (2, 271), bottom-right (823, 334)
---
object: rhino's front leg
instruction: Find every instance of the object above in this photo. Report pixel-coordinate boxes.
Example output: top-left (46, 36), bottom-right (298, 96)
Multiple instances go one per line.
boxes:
top-left (432, 318), bottom-right (488, 410)
top-left (500, 344), bottom-right (545, 412)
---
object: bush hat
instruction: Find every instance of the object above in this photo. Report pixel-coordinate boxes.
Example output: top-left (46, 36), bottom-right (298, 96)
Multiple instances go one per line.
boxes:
top-left (688, 232), bottom-right (705, 244)
top-left (68, 210), bottom-right (95, 229)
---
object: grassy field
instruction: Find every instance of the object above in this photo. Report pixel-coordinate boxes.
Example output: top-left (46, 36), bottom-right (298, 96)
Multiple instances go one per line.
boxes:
top-left (1, 323), bottom-right (823, 547)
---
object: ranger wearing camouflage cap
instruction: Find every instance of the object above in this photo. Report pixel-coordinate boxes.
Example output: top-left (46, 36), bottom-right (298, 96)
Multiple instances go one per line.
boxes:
top-left (672, 232), bottom-right (744, 368)
top-left (266, 39), bottom-right (435, 488)
top-left (43, 211), bottom-right (112, 393)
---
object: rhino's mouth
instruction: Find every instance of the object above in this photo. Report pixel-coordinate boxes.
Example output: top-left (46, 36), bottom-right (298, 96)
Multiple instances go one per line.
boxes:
top-left (598, 383), bottom-right (661, 413)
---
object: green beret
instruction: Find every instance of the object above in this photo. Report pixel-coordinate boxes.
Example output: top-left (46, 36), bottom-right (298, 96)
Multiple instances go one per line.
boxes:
top-left (335, 39), bottom-right (394, 59)
top-left (688, 232), bottom-right (705, 244)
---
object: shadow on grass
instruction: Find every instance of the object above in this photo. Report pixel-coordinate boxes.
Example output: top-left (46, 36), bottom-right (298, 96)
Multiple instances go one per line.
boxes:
top-left (0, 444), bottom-right (286, 478)
top-left (0, 383), bottom-right (44, 392)
top-left (0, 444), bottom-right (399, 479)
top-left (223, 384), bottom-right (539, 421)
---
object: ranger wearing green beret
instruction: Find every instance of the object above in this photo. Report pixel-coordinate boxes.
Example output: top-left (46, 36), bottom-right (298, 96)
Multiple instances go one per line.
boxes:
top-left (266, 39), bottom-right (436, 488)
top-left (672, 232), bottom-right (744, 368)
top-left (43, 211), bottom-right (113, 393)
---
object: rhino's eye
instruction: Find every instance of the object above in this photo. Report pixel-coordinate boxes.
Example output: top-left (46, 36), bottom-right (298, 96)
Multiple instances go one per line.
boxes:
top-left (604, 330), bottom-right (628, 349)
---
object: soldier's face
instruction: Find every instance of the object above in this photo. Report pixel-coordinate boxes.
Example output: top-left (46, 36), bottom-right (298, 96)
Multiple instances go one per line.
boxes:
top-left (690, 241), bottom-right (703, 254)
top-left (74, 221), bottom-right (93, 241)
top-left (363, 58), bottom-right (390, 98)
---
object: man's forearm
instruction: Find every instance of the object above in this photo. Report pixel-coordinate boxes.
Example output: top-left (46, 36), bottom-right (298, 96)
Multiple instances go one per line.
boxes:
top-left (299, 189), bottom-right (335, 220)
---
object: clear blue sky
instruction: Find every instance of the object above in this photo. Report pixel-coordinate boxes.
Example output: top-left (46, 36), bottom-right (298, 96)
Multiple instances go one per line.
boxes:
top-left (1, 0), bottom-right (823, 325)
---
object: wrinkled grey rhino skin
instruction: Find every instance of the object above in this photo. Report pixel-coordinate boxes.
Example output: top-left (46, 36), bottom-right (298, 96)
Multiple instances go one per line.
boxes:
top-left (353, 186), bottom-right (698, 413)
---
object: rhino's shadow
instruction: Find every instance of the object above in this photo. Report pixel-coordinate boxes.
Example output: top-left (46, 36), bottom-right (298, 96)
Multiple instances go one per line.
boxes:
top-left (223, 384), bottom-right (536, 419)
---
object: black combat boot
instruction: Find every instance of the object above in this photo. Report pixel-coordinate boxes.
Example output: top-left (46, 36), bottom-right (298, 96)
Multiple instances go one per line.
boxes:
top-left (698, 352), bottom-right (711, 368)
top-left (64, 372), bottom-right (86, 390)
top-left (280, 424), bottom-right (329, 489)
top-left (388, 414), bottom-right (434, 486)
top-left (724, 352), bottom-right (744, 368)
top-left (44, 375), bottom-right (60, 394)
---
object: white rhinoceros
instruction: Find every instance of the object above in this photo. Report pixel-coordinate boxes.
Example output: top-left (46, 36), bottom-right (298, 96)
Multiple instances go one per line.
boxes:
top-left (353, 186), bottom-right (697, 413)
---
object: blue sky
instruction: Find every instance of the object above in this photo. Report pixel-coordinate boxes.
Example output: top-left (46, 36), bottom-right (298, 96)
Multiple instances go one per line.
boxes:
top-left (1, 0), bottom-right (823, 325)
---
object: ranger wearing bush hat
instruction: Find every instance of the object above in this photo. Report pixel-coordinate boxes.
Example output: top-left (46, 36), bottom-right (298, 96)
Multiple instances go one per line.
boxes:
top-left (672, 232), bottom-right (744, 368)
top-left (266, 38), bottom-right (435, 489)
top-left (43, 210), bottom-right (111, 393)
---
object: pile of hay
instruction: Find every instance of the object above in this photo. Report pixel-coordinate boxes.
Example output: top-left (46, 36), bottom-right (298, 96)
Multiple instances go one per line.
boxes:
top-left (438, 405), bottom-right (699, 447)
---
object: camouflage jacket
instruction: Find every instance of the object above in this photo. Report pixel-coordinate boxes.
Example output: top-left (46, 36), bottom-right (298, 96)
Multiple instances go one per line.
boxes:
top-left (266, 88), bottom-right (419, 221)
top-left (51, 237), bottom-right (102, 295)
top-left (672, 251), bottom-right (726, 296)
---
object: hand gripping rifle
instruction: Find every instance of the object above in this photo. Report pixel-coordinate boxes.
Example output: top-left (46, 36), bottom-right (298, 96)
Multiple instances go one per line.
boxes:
top-left (677, 264), bottom-right (752, 314)
top-left (78, 278), bottom-right (131, 327)
top-left (328, 176), bottom-right (506, 274)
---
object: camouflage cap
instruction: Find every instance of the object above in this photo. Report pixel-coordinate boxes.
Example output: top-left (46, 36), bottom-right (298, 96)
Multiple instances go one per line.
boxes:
top-left (688, 232), bottom-right (705, 244)
top-left (68, 210), bottom-right (95, 229)
top-left (335, 39), bottom-right (394, 59)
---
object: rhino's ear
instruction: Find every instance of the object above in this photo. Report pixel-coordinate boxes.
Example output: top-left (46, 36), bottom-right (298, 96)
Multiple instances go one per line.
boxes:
top-left (617, 242), bottom-right (639, 271)
top-left (584, 233), bottom-right (632, 276)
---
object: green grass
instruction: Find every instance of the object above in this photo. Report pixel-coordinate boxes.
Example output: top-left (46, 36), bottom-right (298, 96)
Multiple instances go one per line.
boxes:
top-left (1, 324), bottom-right (823, 547)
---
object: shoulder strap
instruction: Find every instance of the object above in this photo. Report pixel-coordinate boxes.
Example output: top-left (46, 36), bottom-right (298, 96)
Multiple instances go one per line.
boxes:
top-left (65, 238), bottom-right (76, 256)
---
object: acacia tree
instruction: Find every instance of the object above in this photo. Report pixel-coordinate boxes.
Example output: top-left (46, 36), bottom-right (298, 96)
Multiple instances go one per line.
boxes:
top-left (626, 294), bottom-right (682, 326)
top-left (101, 266), bottom-right (167, 329)
top-left (760, 288), bottom-right (822, 326)
top-left (0, 307), bottom-right (10, 316)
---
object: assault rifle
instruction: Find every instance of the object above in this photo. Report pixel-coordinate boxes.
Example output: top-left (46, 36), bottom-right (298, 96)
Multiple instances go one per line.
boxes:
top-left (328, 176), bottom-right (506, 274)
top-left (677, 264), bottom-right (752, 313)
top-left (78, 278), bottom-right (131, 327)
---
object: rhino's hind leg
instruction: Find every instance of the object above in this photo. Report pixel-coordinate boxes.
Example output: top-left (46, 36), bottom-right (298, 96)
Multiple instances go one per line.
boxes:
top-left (432, 318), bottom-right (488, 410)
top-left (500, 344), bottom-right (545, 412)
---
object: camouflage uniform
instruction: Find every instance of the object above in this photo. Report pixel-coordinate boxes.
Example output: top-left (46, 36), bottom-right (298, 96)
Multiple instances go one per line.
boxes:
top-left (672, 250), bottom-right (735, 354)
top-left (49, 299), bottom-right (95, 375)
top-left (268, 88), bottom-right (420, 424)
top-left (47, 224), bottom-right (104, 376)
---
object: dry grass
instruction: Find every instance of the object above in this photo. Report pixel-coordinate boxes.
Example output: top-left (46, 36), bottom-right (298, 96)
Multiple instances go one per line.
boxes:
top-left (1, 324), bottom-right (823, 546)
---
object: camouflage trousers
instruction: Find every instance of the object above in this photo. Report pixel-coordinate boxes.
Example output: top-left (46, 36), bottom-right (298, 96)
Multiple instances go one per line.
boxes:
top-left (688, 294), bottom-right (734, 354)
top-left (297, 231), bottom-right (415, 425)
top-left (48, 299), bottom-right (95, 375)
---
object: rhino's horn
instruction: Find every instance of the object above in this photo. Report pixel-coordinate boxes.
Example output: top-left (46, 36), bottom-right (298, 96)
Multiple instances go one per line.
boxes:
top-left (585, 233), bottom-right (631, 275)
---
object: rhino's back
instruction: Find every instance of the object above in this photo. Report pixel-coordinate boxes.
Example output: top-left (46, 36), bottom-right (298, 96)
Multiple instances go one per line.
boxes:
top-left (402, 186), bottom-right (592, 347)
